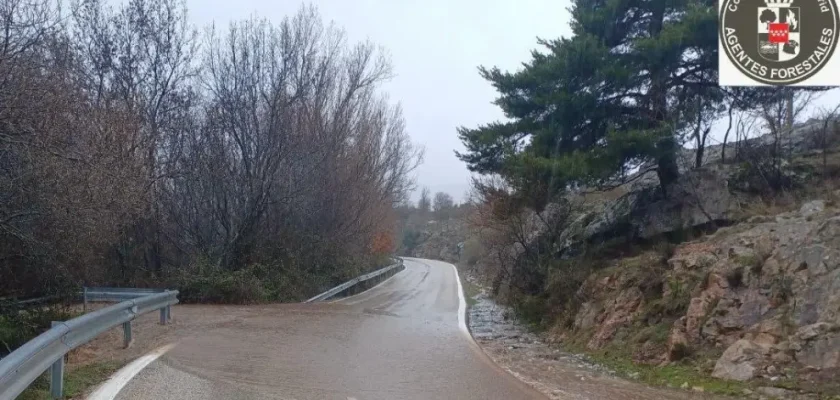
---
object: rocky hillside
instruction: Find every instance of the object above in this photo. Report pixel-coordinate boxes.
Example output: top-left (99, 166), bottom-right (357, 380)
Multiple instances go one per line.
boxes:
top-left (464, 118), bottom-right (840, 398)
top-left (551, 117), bottom-right (839, 257)
top-left (672, 199), bottom-right (840, 383)
top-left (560, 196), bottom-right (840, 394)
top-left (399, 218), bottom-right (467, 262)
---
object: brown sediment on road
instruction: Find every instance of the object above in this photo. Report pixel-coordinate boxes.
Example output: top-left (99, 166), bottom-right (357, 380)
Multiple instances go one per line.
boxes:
top-left (109, 259), bottom-right (545, 400)
top-left (76, 259), bottom-right (726, 400)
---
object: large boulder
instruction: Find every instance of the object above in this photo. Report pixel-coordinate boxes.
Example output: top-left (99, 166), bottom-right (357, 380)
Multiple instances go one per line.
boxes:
top-left (712, 339), bottom-right (769, 381)
top-left (791, 323), bottom-right (840, 370)
top-left (574, 167), bottom-right (741, 248)
top-left (800, 200), bottom-right (826, 217)
top-left (630, 167), bottom-right (741, 239)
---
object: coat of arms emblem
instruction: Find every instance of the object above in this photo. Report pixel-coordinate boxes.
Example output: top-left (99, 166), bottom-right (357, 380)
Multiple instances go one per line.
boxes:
top-left (758, 0), bottom-right (800, 61)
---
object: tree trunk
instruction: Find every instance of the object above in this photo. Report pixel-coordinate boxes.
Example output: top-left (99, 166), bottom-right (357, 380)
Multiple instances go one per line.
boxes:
top-left (785, 90), bottom-right (794, 162)
top-left (694, 96), bottom-right (704, 169)
top-left (721, 104), bottom-right (734, 163)
top-left (648, 1), bottom-right (678, 195)
top-left (695, 144), bottom-right (704, 169)
top-left (657, 137), bottom-right (680, 194)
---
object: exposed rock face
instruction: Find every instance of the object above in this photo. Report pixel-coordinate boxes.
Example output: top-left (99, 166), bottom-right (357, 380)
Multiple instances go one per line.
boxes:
top-left (408, 219), bottom-right (465, 262)
top-left (684, 271), bottom-right (728, 342)
top-left (666, 318), bottom-right (690, 361)
top-left (791, 323), bottom-right (840, 370)
top-left (565, 196), bottom-right (840, 386)
top-left (477, 122), bottom-right (840, 391)
top-left (570, 252), bottom-right (669, 353)
top-left (756, 386), bottom-right (795, 399)
top-left (678, 203), bottom-right (840, 382)
top-left (559, 117), bottom-right (838, 254)
top-left (631, 167), bottom-right (740, 239)
top-left (587, 287), bottom-right (644, 349)
top-left (799, 200), bottom-right (825, 217)
top-left (564, 167), bottom-right (741, 254)
top-left (712, 339), bottom-right (767, 381)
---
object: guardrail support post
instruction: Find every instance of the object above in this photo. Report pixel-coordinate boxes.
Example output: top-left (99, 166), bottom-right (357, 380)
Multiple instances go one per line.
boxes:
top-left (166, 304), bottom-right (171, 321)
top-left (83, 287), bottom-right (88, 313)
top-left (49, 321), bottom-right (64, 399)
top-left (123, 321), bottom-right (133, 348)
top-left (159, 307), bottom-right (167, 325)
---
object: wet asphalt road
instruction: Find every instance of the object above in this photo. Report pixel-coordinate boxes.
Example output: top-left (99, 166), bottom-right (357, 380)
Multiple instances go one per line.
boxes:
top-left (114, 258), bottom-right (545, 400)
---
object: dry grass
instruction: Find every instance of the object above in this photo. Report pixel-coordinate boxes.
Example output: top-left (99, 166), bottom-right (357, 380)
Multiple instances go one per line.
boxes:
top-left (18, 361), bottom-right (124, 400)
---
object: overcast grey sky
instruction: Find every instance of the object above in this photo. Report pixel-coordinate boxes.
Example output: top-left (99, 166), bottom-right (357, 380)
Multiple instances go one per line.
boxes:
top-left (185, 0), bottom-right (573, 202)
top-left (184, 1), bottom-right (840, 203)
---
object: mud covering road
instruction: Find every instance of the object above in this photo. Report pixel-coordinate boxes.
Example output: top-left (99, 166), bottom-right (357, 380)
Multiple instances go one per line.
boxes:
top-left (113, 258), bottom-right (545, 400)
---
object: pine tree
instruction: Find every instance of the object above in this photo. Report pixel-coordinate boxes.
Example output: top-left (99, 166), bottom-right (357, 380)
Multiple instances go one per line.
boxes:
top-left (457, 0), bottom-right (719, 199)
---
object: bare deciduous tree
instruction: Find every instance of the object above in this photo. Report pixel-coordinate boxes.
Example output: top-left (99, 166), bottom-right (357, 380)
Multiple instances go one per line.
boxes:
top-left (417, 187), bottom-right (431, 213)
top-left (0, 2), bottom-right (422, 299)
top-left (433, 192), bottom-right (454, 213)
top-left (806, 105), bottom-right (840, 177)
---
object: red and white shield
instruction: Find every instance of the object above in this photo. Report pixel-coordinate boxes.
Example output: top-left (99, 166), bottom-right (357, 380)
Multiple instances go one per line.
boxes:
top-left (768, 22), bottom-right (789, 43)
top-left (757, 6), bottom-right (801, 62)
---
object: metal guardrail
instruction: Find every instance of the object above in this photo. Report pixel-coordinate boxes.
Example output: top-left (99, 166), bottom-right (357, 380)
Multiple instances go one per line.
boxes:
top-left (307, 258), bottom-right (405, 303)
top-left (0, 290), bottom-right (179, 400)
top-left (1, 287), bottom-right (166, 312)
top-left (82, 287), bottom-right (167, 312)
top-left (2, 262), bottom-right (399, 398)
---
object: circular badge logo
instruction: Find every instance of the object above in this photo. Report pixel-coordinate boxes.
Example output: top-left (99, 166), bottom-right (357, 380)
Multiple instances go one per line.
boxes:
top-left (720, 0), bottom-right (840, 85)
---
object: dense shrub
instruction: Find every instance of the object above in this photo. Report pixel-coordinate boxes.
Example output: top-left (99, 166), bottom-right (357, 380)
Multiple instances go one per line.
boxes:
top-left (0, 306), bottom-right (76, 357)
top-left (400, 230), bottom-right (423, 255)
top-left (176, 267), bottom-right (268, 304)
top-left (174, 254), bottom-right (397, 304)
top-left (512, 294), bottom-right (552, 330)
top-left (461, 238), bottom-right (484, 267)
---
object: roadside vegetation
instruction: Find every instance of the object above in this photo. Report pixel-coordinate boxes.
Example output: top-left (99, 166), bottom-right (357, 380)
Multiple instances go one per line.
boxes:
top-left (449, 0), bottom-right (840, 396)
top-left (583, 351), bottom-right (749, 397)
top-left (18, 361), bottom-right (123, 400)
top-left (0, 305), bottom-right (77, 357)
top-left (0, 0), bottom-right (419, 359)
top-left (455, 266), bottom-right (482, 308)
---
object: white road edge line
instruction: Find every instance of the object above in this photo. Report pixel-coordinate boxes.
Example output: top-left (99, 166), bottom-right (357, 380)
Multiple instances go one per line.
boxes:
top-left (451, 264), bottom-right (470, 336)
top-left (87, 343), bottom-right (176, 400)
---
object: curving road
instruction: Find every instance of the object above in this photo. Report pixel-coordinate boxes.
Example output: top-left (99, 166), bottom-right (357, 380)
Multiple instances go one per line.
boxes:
top-left (111, 258), bottom-right (545, 400)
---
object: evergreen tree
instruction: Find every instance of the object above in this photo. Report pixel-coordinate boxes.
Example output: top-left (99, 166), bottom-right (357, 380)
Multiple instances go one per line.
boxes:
top-left (457, 0), bottom-right (720, 200)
